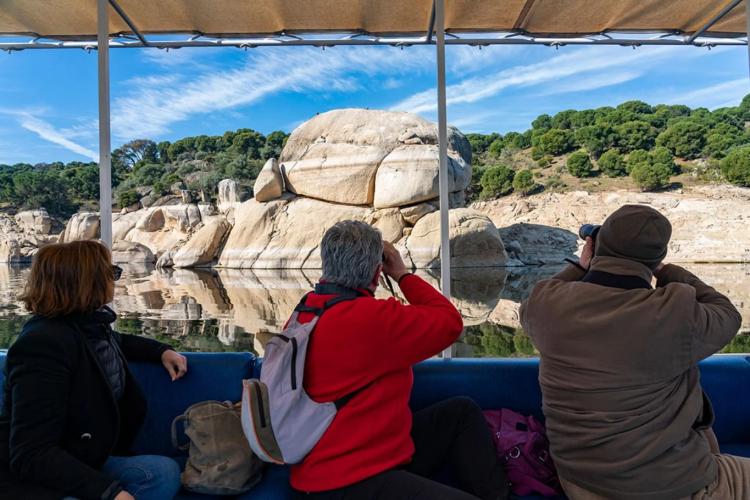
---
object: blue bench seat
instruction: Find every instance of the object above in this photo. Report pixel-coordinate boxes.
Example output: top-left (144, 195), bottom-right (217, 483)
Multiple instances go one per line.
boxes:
top-left (1, 352), bottom-right (749, 499)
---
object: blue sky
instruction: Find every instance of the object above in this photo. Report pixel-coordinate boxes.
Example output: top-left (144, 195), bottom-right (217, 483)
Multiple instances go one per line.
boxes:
top-left (0, 43), bottom-right (748, 164)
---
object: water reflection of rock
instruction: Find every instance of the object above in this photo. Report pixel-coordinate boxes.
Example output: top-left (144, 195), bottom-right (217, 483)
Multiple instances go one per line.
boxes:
top-left (0, 263), bottom-right (747, 353)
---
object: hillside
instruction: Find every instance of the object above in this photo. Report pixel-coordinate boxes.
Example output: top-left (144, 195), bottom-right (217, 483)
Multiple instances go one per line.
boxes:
top-left (1, 95), bottom-right (750, 221)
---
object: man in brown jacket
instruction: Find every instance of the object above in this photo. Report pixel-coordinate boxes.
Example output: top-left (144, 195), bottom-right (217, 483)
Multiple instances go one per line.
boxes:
top-left (521, 205), bottom-right (744, 499)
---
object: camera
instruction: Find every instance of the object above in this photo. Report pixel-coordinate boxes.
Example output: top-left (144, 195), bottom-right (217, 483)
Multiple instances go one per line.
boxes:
top-left (578, 224), bottom-right (601, 241)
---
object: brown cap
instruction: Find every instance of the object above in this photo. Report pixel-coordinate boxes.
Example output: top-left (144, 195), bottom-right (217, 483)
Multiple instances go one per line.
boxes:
top-left (594, 205), bottom-right (672, 270)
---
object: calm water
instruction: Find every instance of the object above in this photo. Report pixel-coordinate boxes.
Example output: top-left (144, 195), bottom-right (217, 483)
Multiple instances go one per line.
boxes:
top-left (0, 264), bottom-right (748, 357)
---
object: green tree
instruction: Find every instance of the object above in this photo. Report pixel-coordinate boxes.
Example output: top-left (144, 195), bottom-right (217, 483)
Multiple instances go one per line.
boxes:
top-left (488, 138), bottom-right (505, 157)
top-left (650, 146), bottom-right (677, 174)
top-left (531, 114), bottom-right (552, 131)
top-left (512, 169), bottom-right (535, 195)
top-left (552, 109), bottom-right (578, 129)
top-left (598, 149), bottom-right (626, 177)
top-left (575, 125), bottom-right (615, 158)
top-left (656, 121), bottom-right (707, 159)
top-left (567, 150), bottom-right (593, 178)
top-left (626, 149), bottom-right (651, 174)
top-left (117, 189), bottom-right (140, 208)
top-left (615, 120), bottom-right (656, 153)
top-left (261, 130), bottom-right (289, 159)
top-left (631, 161), bottom-right (672, 191)
top-left (535, 129), bottom-right (574, 156)
top-left (480, 165), bottom-right (515, 199)
top-left (721, 145), bottom-right (750, 187)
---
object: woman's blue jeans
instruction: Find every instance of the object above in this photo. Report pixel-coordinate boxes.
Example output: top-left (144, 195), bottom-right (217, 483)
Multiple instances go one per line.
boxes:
top-left (102, 455), bottom-right (182, 500)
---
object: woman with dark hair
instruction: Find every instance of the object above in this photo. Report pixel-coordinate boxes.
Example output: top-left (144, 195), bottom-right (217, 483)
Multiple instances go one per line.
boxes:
top-left (0, 240), bottom-right (188, 500)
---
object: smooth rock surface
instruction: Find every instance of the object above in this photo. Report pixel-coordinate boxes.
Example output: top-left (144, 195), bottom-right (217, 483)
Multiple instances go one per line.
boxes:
top-left (218, 196), bottom-right (403, 269)
top-left (173, 218), bottom-right (231, 268)
top-left (473, 185), bottom-right (750, 263)
top-left (15, 209), bottom-right (51, 235)
top-left (279, 108), bottom-right (472, 207)
top-left (373, 146), bottom-right (471, 208)
top-left (401, 208), bottom-right (508, 269)
top-left (60, 212), bottom-right (100, 242)
top-left (111, 241), bottom-right (155, 265)
top-left (400, 203), bottom-right (437, 225)
top-left (254, 158), bottom-right (284, 202)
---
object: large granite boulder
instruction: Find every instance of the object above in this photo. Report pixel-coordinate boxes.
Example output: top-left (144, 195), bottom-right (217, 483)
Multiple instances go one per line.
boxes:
top-left (173, 218), bottom-right (231, 268)
top-left (15, 209), bottom-right (52, 235)
top-left (373, 146), bottom-right (470, 208)
top-left (218, 197), bottom-right (406, 269)
top-left (218, 179), bottom-right (241, 213)
top-left (280, 109), bottom-right (471, 207)
top-left (60, 212), bottom-right (100, 242)
top-left (254, 158), bottom-right (284, 202)
top-left (111, 240), bottom-right (155, 265)
top-left (400, 208), bottom-right (508, 269)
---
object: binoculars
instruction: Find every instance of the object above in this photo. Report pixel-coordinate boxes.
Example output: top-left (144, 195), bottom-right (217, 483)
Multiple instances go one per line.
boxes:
top-left (578, 224), bottom-right (601, 240)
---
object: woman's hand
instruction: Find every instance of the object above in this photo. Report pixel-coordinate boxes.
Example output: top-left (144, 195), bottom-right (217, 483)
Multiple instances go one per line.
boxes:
top-left (161, 350), bottom-right (188, 381)
top-left (115, 491), bottom-right (135, 500)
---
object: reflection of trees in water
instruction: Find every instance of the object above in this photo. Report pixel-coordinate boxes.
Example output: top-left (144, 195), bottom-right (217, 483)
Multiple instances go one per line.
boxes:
top-left (115, 316), bottom-right (257, 354)
top-left (0, 315), bottom-right (26, 350)
top-left (461, 323), bottom-right (536, 358)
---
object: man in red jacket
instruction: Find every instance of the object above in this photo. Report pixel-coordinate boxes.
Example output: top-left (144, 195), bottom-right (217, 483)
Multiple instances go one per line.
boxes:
top-left (290, 220), bottom-right (508, 500)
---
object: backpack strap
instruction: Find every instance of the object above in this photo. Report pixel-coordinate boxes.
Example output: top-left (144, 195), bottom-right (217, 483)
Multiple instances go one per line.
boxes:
top-left (333, 383), bottom-right (371, 410)
top-left (293, 283), bottom-right (367, 316)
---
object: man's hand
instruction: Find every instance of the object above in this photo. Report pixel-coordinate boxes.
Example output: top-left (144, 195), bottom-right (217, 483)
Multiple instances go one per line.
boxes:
top-left (579, 236), bottom-right (595, 270)
top-left (161, 350), bottom-right (188, 381)
top-left (115, 491), bottom-right (135, 500)
top-left (382, 241), bottom-right (409, 282)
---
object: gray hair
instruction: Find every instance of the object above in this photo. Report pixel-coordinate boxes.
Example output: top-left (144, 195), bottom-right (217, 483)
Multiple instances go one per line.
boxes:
top-left (320, 220), bottom-right (383, 290)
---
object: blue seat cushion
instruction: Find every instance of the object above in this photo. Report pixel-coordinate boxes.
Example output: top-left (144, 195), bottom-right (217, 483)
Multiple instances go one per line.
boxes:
top-left (129, 352), bottom-right (255, 457)
top-left (720, 444), bottom-right (750, 458)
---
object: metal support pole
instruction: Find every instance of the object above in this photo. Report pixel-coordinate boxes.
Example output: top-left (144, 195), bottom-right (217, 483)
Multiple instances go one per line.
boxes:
top-left (688, 0), bottom-right (742, 43)
top-left (98, 0), bottom-right (113, 248)
top-left (435, 0), bottom-right (453, 358)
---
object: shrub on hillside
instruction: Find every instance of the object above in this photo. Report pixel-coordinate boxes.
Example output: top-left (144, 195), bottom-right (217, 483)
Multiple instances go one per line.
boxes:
top-left (626, 149), bottom-right (650, 174)
top-left (535, 129), bottom-right (574, 156)
top-left (651, 146), bottom-right (678, 174)
top-left (630, 161), bottom-right (672, 191)
top-left (513, 169), bottom-right (536, 196)
top-left (537, 155), bottom-right (553, 168)
top-left (488, 138), bottom-right (505, 157)
top-left (615, 120), bottom-right (656, 153)
top-left (656, 120), bottom-right (707, 159)
top-left (598, 149), bottom-right (626, 177)
top-left (480, 165), bottom-right (515, 199)
top-left (567, 150), bottom-right (593, 178)
top-left (117, 189), bottom-right (140, 209)
top-left (721, 145), bottom-right (750, 187)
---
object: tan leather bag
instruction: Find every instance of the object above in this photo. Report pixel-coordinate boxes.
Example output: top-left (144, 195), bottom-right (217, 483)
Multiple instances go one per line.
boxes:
top-left (172, 400), bottom-right (264, 495)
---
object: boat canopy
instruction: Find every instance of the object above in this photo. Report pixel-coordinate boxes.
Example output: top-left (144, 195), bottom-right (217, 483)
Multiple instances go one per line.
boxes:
top-left (0, 0), bottom-right (748, 49)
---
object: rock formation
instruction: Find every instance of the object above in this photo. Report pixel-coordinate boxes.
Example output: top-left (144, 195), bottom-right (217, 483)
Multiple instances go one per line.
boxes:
top-left (253, 158), bottom-right (284, 202)
top-left (474, 185), bottom-right (750, 264)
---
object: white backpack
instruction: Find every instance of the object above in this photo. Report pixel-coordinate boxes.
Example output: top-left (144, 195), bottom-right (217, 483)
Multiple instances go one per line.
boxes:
top-left (241, 284), bottom-right (367, 465)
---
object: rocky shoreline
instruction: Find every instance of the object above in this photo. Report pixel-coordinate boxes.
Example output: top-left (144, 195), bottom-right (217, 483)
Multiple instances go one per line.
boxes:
top-left (1, 109), bottom-right (748, 270)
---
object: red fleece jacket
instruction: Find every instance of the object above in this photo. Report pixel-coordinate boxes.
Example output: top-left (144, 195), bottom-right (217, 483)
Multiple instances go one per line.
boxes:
top-left (289, 274), bottom-right (463, 492)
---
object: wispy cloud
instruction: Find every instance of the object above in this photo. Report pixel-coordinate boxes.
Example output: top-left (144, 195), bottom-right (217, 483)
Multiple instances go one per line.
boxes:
top-left (663, 78), bottom-right (748, 109)
top-left (447, 45), bottom-right (525, 74)
top-left (112, 46), bottom-right (430, 140)
top-left (0, 109), bottom-right (98, 161)
top-left (535, 71), bottom-right (641, 96)
top-left (391, 46), bottom-right (696, 114)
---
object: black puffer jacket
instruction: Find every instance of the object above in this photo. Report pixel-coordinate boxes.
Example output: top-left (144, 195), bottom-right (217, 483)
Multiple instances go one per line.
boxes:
top-left (0, 309), bottom-right (172, 500)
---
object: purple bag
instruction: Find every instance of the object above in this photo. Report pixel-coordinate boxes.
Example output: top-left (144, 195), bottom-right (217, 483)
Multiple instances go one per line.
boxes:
top-left (484, 409), bottom-right (563, 497)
